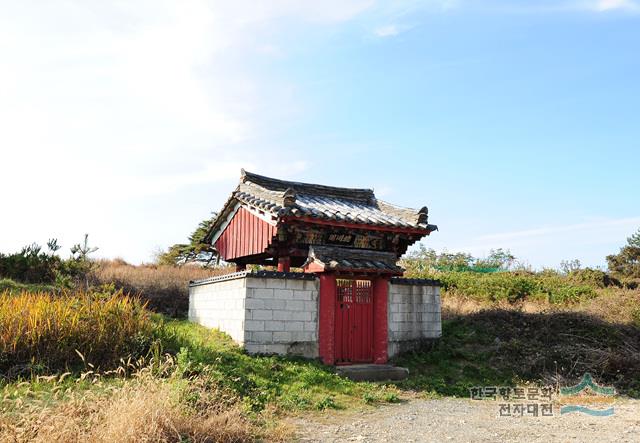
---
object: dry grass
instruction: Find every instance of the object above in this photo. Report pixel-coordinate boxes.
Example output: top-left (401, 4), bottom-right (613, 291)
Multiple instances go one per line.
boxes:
top-left (0, 290), bottom-right (152, 375)
top-left (0, 374), bottom-right (290, 443)
top-left (575, 288), bottom-right (640, 325)
top-left (442, 287), bottom-right (640, 324)
top-left (91, 259), bottom-right (235, 317)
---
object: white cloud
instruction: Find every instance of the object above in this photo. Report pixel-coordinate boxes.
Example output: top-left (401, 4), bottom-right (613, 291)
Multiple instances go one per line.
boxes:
top-left (0, 0), bottom-right (376, 262)
top-left (591, 0), bottom-right (640, 11)
top-left (374, 24), bottom-right (401, 37)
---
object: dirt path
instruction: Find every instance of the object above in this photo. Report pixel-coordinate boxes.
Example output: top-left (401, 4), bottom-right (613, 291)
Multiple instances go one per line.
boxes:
top-left (293, 398), bottom-right (640, 442)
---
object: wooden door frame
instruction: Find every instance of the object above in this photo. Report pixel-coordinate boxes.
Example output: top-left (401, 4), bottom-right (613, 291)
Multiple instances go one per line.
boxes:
top-left (318, 272), bottom-right (389, 365)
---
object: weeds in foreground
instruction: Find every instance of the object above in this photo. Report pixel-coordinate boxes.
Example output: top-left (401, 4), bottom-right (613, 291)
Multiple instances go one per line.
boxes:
top-left (0, 362), bottom-right (291, 443)
top-left (156, 318), bottom-right (402, 413)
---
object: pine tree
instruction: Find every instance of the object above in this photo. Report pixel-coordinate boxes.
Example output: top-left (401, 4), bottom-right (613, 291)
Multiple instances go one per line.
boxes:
top-left (607, 228), bottom-right (640, 279)
top-left (157, 215), bottom-right (219, 266)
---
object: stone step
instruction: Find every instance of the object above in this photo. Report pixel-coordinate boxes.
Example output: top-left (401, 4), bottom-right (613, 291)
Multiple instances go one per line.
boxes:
top-left (334, 364), bottom-right (409, 382)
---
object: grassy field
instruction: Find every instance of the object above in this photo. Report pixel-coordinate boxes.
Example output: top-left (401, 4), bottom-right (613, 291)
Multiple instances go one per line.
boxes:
top-left (2, 261), bottom-right (640, 441)
top-left (0, 289), bottom-right (401, 442)
top-left (396, 298), bottom-right (640, 398)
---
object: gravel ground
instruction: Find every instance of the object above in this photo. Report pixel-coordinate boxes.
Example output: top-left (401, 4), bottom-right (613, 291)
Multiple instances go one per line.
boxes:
top-left (294, 397), bottom-right (640, 442)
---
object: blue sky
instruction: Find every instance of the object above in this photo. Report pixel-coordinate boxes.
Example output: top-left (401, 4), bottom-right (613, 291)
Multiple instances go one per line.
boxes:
top-left (1, 1), bottom-right (638, 268)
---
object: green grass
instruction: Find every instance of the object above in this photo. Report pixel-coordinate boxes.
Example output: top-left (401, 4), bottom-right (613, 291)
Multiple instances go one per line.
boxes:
top-left (394, 310), bottom-right (640, 398)
top-left (395, 318), bottom-right (515, 397)
top-left (153, 317), bottom-right (401, 412)
top-left (5, 286), bottom-right (639, 429)
top-left (0, 308), bottom-right (401, 418)
top-left (0, 278), bottom-right (57, 293)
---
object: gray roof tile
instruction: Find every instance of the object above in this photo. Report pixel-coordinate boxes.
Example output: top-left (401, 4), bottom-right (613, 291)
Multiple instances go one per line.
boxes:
top-left (206, 170), bottom-right (437, 242)
top-left (306, 246), bottom-right (404, 274)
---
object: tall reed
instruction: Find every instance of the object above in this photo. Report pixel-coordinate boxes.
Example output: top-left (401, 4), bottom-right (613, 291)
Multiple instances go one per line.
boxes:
top-left (0, 290), bottom-right (153, 375)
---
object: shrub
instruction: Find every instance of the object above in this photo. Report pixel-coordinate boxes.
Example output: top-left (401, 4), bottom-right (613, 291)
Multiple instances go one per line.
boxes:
top-left (607, 228), bottom-right (640, 279)
top-left (0, 243), bottom-right (62, 284)
top-left (568, 268), bottom-right (619, 289)
top-left (409, 269), bottom-right (597, 304)
top-left (0, 290), bottom-right (154, 375)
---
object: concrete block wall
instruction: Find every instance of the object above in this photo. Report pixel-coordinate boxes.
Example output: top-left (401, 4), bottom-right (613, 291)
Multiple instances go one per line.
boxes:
top-left (188, 272), bottom-right (320, 358)
top-left (388, 280), bottom-right (441, 358)
top-left (188, 276), bottom-right (247, 344)
top-left (190, 272), bottom-right (440, 362)
top-left (243, 276), bottom-right (319, 357)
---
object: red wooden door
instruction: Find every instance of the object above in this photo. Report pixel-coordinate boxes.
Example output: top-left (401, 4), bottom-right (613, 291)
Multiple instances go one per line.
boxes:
top-left (335, 279), bottom-right (374, 364)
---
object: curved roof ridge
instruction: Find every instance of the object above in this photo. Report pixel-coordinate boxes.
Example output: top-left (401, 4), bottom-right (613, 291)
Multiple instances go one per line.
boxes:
top-left (241, 169), bottom-right (374, 203)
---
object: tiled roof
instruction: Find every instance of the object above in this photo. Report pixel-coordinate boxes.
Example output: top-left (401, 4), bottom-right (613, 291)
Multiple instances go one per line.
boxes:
top-left (206, 170), bottom-right (437, 241)
top-left (305, 246), bottom-right (404, 274)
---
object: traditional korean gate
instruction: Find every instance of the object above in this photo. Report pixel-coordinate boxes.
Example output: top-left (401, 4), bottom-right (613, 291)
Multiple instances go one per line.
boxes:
top-left (335, 279), bottom-right (374, 364)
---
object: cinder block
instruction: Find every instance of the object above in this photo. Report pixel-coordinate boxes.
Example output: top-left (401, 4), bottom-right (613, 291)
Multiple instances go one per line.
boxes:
top-left (304, 301), bottom-right (317, 312)
top-left (294, 290), bottom-right (312, 300)
top-left (303, 279), bottom-right (319, 291)
top-left (285, 321), bottom-right (304, 332)
top-left (290, 311), bottom-right (311, 321)
top-left (252, 288), bottom-right (274, 299)
top-left (245, 298), bottom-right (264, 309)
top-left (273, 289), bottom-right (294, 299)
top-left (285, 300), bottom-right (305, 311)
top-left (285, 279), bottom-right (305, 290)
top-left (246, 277), bottom-right (267, 289)
top-left (273, 331), bottom-right (292, 342)
top-left (303, 321), bottom-right (317, 332)
top-left (290, 331), bottom-right (312, 342)
top-left (250, 331), bottom-right (273, 342)
top-left (250, 309), bottom-right (273, 321)
top-left (266, 278), bottom-right (287, 289)
top-left (245, 320), bottom-right (265, 331)
top-left (272, 310), bottom-right (290, 321)
top-left (269, 299), bottom-right (286, 310)
top-left (265, 320), bottom-right (285, 331)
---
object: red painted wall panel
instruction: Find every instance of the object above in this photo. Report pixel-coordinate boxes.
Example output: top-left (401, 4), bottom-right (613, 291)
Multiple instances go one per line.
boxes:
top-left (372, 276), bottom-right (389, 364)
top-left (214, 207), bottom-right (276, 261)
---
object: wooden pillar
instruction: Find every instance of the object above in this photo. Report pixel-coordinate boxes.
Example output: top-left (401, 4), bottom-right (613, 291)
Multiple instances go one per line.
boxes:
top-left (372, 276), bottom-right (389, 364)
top-left (318, 273), bottom-right (337, 365)
top-left (277, 256), bottom-right (291, 272)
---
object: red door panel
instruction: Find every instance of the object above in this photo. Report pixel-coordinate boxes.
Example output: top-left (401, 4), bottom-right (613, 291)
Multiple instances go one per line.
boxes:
top-left (335, 279), bottom-right (373, 364)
